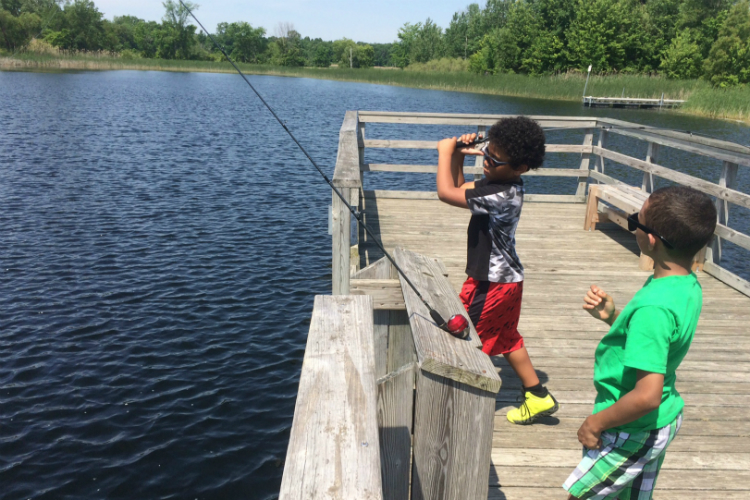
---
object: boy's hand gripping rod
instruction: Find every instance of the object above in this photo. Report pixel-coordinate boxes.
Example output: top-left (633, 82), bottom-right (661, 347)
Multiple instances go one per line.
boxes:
top-left (178, 0), bottom-right (471, 339)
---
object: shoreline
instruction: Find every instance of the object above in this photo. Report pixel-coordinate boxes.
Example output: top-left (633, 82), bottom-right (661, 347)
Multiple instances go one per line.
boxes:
top-left (2, 56), bottom-right (748, 124)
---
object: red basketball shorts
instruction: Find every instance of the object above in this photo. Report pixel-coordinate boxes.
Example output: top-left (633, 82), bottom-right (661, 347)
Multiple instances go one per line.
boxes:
top-left (459, 277), bottom-right (525, 356)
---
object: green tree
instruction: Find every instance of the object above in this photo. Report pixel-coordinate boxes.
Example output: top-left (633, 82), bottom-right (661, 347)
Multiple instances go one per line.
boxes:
top-left (660, 28), bottom-right (703, 78)
top-left (44, 0), bottom-right (104, 51)
top-left (215, 21), bottom-right (266, 62)
top-left (703, 0), bottom-right (750, 86)
top-left (312, 42), bottom-right (332, 67)
top-left (269, 23), bottom-right (304, 66)
top-left (159, 0), bottom-right (197, 59)
top-left (0, 8), bottom-right (41, 50)
top-left (565, 0), bottom-right (644, 72)
top-left (391, 22), bottom-right (419, 67)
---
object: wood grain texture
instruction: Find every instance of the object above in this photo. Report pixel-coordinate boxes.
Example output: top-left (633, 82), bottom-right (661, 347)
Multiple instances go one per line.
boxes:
top-left (411, 370), bottom-right (496, 500)
top-left (394, 247), bottom-right (501, 393)
top-left (332, 110), bottom-right (363, 188)
top-left (350, 279), bottom-right (405, 310)
top-left (279, 295), bottom-right (382, 500)
top-left (378, 310), bottom-right (415, 500)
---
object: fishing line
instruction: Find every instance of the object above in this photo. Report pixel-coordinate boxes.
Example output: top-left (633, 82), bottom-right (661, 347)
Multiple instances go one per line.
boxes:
top-left (178, 1), bottom-right (470, 338)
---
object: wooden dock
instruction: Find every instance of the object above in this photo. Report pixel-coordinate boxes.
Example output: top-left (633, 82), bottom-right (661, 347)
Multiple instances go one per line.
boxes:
top-left (281, 112), bottom-right (750, 500)
top-left (361, 198), bottom-right (750, 499)
top-left (583, 96), bottom-right (685, 109)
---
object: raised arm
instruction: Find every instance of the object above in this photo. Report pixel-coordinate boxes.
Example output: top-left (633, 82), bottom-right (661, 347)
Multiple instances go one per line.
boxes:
top-left (436, 133), bottom-right (481, 209)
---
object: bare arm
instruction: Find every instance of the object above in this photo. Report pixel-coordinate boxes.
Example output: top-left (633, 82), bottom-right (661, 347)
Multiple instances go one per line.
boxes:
top-left (577, 371), bottom-right (664, 449)
top-left (436, 133), bottom-right (482, 208)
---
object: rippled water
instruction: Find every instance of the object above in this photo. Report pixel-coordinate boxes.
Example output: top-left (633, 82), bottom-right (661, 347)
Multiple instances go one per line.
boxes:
top-left (1, 70), bottom-right (748, 499)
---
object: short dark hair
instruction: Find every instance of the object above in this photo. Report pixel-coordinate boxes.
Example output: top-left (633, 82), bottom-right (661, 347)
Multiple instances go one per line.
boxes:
top-left (487, 116), bottom-right (546, 170)
top-left (645, 186), bottom-right (717, 258)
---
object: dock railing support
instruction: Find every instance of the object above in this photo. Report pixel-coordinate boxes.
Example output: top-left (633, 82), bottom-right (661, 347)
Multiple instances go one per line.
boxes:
top-left (332, 110), bottom-right (363, 295)
top-left (393, 248), bottom-right (502, 500)
top-left (279, 295), bottom-right (382, 500)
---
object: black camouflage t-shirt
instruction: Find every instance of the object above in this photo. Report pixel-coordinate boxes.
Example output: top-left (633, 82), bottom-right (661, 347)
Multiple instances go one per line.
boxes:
top-left (464, 177), bottom-right (524, 283)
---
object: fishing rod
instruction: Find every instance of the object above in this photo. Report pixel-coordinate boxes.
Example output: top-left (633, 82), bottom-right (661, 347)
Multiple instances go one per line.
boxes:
top-left (178, 0), bottom-right (470, 339)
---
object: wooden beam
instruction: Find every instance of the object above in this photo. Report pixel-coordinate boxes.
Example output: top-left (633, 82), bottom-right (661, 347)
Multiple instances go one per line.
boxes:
top-left (593, 147), bottom-right (750, 210)
top-left (332, 187), bottom-right (351, 294)
top-left (576, 129), bottom-right (595, 197)
top-left (596, 118), bottom-right (750, 167)
top-left (362, 163), bottom-right (590, 177)
top-left (350, 279), bottom-right (405, 310)
top-left (332, 111), bottom-right (363, 188)
top-left (393, 248), bottom-right (500, 392)
top-left (363, 190), bottom-right (584, 203)
top-left (279, 295), bottom-right (382, 500)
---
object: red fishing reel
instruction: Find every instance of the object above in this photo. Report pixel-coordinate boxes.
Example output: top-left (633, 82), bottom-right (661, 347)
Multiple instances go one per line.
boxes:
top-left (429, 310), bottom-right (470, 339)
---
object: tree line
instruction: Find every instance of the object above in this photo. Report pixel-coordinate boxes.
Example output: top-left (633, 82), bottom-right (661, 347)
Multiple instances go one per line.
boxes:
top-left (396, 0), bottom-right (750, 86)
top-left (1, 0), bottom-right (748, 86)
top-left (0, 0), bottom-right (394, 66)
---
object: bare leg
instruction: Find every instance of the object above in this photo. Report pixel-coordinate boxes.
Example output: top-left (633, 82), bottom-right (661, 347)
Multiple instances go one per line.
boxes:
top-left (503, 347), bottom-right (540, 388)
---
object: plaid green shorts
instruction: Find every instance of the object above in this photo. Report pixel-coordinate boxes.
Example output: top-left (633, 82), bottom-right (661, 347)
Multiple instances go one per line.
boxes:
top-left (563, 412), bottom-right (682, 500)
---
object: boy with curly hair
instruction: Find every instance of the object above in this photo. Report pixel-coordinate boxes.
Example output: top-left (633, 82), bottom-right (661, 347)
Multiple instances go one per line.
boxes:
top-left (436, 116), bottom-right (558, 424)
top-left (564, 186), bottom-right (717, 499)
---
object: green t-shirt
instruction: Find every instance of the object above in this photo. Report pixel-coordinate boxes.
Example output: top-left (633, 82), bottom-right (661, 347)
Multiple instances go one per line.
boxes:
top-left (592, 273), bottom-right (702, 433)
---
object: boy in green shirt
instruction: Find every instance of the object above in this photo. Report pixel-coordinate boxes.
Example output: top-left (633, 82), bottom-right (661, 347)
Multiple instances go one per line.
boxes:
top-left (564, 186), bottom-right (717, 500)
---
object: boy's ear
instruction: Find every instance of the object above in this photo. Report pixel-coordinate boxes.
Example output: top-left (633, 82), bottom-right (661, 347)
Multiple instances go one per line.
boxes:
top-left (518, 164), bottom-right (530, 174)
top-left (647, 233), bottom-right (657, 251)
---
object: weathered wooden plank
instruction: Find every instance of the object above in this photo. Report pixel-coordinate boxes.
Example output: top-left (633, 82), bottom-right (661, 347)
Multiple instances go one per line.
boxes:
top-left (703, 261), bottom-right (750, 298)
top-left (350, 279), bottom-right (405, 310)
top-left (489, 467), bottom-right (750, 490)
top-left (491, 448), bottom-right (750, 470)
top-left (357, 110), bottom-right (597, 128)
top-left (363, 190), bottom-right (585, 203)
top-left (412, 370), bottom-right (495, 500)
top-left (488, 486), bottom-right (750, 500)
top-left (576, 129), bottom-right (595, 197)
top-left (492, 429), bottom-right (750, 453)
top-left (598, 119), bottom-right (750, 167)
top-left (362, 163), bottom-right (589, 177)
top-left (378, 365), bottom-right (414, 500)
top-left (393, 248), bottom-right (501, 393)
top-left (594, 146), bottom-right (750, 210)
top-left (332, 110), bottom-right (363, 188)
top-left (332, 187), bottom-right (352, 295)
top-left (279, 295), bottom-right (382, 500)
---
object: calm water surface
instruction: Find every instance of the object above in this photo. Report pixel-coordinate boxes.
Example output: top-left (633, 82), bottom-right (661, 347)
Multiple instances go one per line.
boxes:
top-left (1, 71), bottom-right (748, 499)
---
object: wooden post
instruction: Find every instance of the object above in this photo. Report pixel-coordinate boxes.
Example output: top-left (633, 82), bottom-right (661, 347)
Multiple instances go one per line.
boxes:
top-left (332, 111), bottom-right (363, 294)
top-left (576, 128), bottom-right (595, 196)
top-left (332, 186), bottom-right (352, 295)
top-left (279, 295), bottom-right (382, 500)
top-left (708, 161), bottom-right (739, 264)
top-left (596, 128), bottom-right (608, 177)
top-left (393, 248), bottom-right (501, 500)
top-left (474, 125), bottom-right (486, 182)
top-left (352, 257), bottom-right (415, 500)
top-left (642, 142), bottom-right (658, 192)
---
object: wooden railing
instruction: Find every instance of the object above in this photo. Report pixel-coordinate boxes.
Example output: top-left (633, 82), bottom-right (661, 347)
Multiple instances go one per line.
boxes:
top-left (282, 252), bottom-right (502, 500)
top-left (331, 111), bottom-right (750, 298)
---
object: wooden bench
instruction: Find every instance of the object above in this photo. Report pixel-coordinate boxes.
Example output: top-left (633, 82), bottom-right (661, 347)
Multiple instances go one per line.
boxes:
top-left (584, 184), bottom-right (655, 271)
top-left (584, 184), bottom-right (707, 271)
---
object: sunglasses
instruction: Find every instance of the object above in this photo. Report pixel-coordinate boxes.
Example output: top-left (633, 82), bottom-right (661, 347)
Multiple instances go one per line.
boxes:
top-left (480, 144), bottom-right (509, 168)
top-left (627, 213), bottom-right (674, 249)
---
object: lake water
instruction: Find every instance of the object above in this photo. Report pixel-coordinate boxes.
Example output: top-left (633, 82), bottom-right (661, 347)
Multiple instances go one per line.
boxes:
top-left (1, 70), bottom-right (748, 500)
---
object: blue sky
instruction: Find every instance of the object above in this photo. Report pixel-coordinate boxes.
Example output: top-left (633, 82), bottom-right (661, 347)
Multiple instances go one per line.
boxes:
top-left (95, 0), bottom-right (467, 43)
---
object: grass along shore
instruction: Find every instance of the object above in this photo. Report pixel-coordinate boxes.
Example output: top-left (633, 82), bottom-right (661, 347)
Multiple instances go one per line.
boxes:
top-left (3, 53), bottom-right (749, 124)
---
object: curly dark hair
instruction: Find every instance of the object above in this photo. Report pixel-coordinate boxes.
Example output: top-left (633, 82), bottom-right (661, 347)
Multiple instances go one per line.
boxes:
top-left (487, 116), bottom-right (546, 170)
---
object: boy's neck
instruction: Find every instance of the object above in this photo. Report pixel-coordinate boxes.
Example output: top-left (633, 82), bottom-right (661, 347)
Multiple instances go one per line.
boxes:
top-left (652, 256), bottom-right (693, 279)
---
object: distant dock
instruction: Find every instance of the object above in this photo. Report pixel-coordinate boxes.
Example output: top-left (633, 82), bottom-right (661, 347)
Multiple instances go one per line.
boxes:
top-left (584, 96), bottom-right (685, 109)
